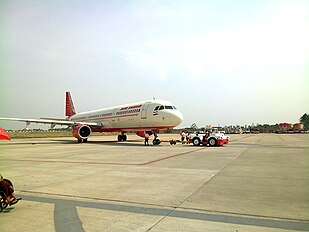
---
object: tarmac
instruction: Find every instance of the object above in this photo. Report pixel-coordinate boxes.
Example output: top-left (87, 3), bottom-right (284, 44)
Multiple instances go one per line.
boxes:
top-left (0, 133), bottom-right (308, 231)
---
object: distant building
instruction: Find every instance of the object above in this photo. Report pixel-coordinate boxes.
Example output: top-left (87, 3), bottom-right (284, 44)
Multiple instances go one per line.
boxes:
top-left (293, 123), bottom-right (304, 132)
top-left (279, 123), bottom-right (304, 133)
top-left (279, 123), bottom-right (292, 133)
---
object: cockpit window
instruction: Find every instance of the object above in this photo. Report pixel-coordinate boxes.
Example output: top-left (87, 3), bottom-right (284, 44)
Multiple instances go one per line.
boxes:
top-left (155, 105), bottom-right (177, 110)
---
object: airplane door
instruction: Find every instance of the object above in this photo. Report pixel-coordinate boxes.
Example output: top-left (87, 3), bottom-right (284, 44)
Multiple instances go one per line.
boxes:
top-left (141, 103), bottom-right (151, 119)
top-left (111, 109), bottom-right (117, 123)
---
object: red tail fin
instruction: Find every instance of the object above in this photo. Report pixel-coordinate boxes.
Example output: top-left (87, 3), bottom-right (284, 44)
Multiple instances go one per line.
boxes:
top-left (65, 91), bottom-right (76, 117)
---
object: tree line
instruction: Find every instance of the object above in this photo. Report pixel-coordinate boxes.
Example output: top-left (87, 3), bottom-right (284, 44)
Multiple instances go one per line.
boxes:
top-left (166, 113), bottom-right (309, 134)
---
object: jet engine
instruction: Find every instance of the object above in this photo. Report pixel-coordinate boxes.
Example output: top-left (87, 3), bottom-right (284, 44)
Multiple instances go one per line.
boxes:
top-left (136, 131), bottom-right (153, 138)
top-left (72, 125), bottom-right (91, 142)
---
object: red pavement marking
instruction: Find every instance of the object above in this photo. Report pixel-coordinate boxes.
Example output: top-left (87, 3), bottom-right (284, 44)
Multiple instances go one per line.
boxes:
top-left (137, 148), bottom-right (205, 166)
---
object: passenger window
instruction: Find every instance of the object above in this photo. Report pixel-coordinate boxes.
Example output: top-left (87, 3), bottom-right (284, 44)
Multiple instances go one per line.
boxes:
top-left (159, 106), bottom-right (164, 110)
top-left (154, 106), bottom-right (159, 110)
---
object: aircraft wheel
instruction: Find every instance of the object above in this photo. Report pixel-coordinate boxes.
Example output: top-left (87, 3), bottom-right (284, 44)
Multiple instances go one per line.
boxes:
top-left (192, 137), bottom-right (201, 146)
top-left (118, 135), bottom-right (127, 141)
top-left (78, 139), bottom-right (83, 143)
top-left (153, 139), bottom-right (161, 145)
top-left (82, 139), bottom-right (88, 143)
top-left (208, 138), bottom-right (217, 146)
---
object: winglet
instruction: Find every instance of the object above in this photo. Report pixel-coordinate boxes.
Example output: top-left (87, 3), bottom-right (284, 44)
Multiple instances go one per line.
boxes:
top-left (65, 91), bottom-right (76, 117)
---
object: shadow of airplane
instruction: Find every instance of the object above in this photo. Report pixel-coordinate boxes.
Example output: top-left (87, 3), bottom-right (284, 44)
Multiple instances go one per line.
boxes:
top-left (10, 193), bottom-right (307, 232)
top-left (0, 139), bottom-right (158, 147)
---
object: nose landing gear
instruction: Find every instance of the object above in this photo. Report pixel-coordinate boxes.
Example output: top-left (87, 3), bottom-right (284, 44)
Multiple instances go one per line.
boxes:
top-left (152, 131), bottom-right (161, 145)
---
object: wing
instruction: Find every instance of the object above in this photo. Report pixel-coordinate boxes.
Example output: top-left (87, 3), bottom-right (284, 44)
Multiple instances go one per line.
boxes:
top-left (0, 117), bottom-right (102, 127)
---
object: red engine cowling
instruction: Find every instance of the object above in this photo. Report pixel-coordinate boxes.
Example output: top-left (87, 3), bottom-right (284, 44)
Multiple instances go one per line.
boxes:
top-left (136, 131), bottom-right (153, 138)
top-left (72, 125), bottom-right (92, 140)
top-left (136, 131), bottom-right (145, 138)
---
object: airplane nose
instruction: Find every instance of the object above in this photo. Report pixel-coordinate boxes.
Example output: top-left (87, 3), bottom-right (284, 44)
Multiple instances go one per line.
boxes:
top-left (171, 111), bottom-right (183, 126)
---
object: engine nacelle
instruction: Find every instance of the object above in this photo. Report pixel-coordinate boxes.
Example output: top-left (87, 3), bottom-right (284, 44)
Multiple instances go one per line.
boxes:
top-left (136, 131), bottom-right (145, 138)
top-left (136, 131), bottom-right (153, 138)
top-left (72, 125), bottom-right (92, 140)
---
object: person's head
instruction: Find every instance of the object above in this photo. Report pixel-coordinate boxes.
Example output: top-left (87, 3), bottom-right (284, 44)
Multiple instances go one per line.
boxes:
top-left (0, 174), bottom-right (3, 181)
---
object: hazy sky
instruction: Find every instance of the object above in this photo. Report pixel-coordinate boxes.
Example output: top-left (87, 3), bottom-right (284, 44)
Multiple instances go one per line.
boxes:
top-left (0, 0), bottom-right (308, 129)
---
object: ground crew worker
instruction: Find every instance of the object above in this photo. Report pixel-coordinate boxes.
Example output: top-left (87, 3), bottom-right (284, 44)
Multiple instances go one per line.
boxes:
top-left (203, 131), bottom-right (210, 142)
top-left (180, 131), bottom-right (186, 144)
top-left (185, 131), bottom-right (190, 144)
top-left (0, 174), bottom-right (21, 206)
top-left (144, 133), bottom-right (150, 146)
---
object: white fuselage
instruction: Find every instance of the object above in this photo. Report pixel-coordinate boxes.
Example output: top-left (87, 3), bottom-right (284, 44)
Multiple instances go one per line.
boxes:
top-left (69, 99), bottom-right (183, 132)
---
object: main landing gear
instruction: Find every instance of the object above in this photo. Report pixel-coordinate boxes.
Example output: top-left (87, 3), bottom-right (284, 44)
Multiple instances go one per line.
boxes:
top-left (117, 132), bottom-right (127, 142)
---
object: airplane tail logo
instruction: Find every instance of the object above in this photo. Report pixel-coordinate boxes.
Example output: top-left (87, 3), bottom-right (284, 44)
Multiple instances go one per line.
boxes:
top-left (65, 91), bottom-right (76, 117)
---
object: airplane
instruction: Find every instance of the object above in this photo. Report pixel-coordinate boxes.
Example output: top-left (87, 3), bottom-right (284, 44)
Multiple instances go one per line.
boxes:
top-left (0, 92), bottom-right (183, 144)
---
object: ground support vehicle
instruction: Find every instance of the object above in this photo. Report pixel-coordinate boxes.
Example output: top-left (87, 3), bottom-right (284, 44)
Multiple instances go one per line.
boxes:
top-left (189, 131), bottom-right (229, 146)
